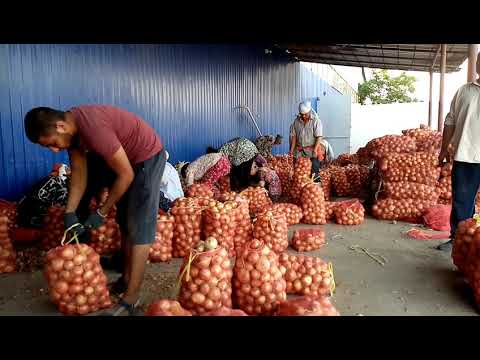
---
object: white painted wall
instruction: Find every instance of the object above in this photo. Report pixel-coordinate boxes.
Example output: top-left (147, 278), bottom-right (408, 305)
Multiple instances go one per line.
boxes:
top-left (350, 102), bottom-right (430, 153)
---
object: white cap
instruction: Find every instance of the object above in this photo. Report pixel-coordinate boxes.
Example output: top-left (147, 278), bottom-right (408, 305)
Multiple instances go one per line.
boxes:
top-left (165, 151), bottom-right (169, 161)
top-left (299, 100), bottom-right (312, 115)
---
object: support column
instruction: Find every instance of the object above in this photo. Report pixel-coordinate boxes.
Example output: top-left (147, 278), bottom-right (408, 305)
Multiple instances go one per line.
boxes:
top-left (438, 44), bottom-right (446, 133)
top-left (467, 44), bottom-right (478, 82)
top-left (428, 70), bottom-right (433, 128)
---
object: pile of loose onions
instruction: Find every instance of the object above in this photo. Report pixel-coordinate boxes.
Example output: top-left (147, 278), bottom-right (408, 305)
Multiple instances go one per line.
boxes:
top-left (318, 168), bottom-right (332, 200)
top-left (278, 253), bottom-right (334, 297)
top-left (366, 135), bottom-right (417, 159)
top-left (452, 218), bottom-right (479, 275)
top-left (233, 239), bottom-right (287, 315)
top-left (149, 214), bottom-right (174, 263)
top-left (44, 243), bottom-right (112, 315)
top-left (203, 201), bottom-right (238, 256)
top-left (201, 306), bottom-right (248, 316)
top-left (291, 228), bottom-right (326, 252)
top-left (289, 158), bottom-right (312, 204)
top-left (171, 197), bottom-right (212, 258)
top-left (178, 239), bottom-right (233, 315)
top-left (372, 198), bottom-right (436, 221)
top-left (89, 218), bottom-right (121, 256)
top-left (145, 299), bottom-right (192, 316)
top-left (217, 176), bottom-right (231, 193)
top-left (41, 206), bottom-right (65, 251)
top-left (265, 203), bottom-right (303, 226)
top-left (0, 216), bottom-right (16, 273)
top-left (253, 211), bottom-right (288, 254)
top-left (186, 183), bottom-right (215, 199)
top-left (334, 199), bottom-right (365, 225)
top-left (300, 182), bottom-right (326, 225)
top-left (240, 187), bottom-right (272, 217)
top-left (276, 296), bottom-right (339, 316)
top-left (383, 181), bottom-right (440, 201)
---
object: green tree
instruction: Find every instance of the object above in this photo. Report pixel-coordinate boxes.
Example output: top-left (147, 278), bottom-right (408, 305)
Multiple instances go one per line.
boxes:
top-left (357, 69), bottom-right (418, 105)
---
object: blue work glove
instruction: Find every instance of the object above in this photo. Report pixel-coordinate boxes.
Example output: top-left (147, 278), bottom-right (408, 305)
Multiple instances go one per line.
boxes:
top-left (84, 210), bottom-right (106, 230)
top-left (64, 212), bottom-right (85, 236)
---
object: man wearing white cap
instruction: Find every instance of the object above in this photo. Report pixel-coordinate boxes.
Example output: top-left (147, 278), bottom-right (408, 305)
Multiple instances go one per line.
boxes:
top-left (289, 100), bottom-right (324, 175)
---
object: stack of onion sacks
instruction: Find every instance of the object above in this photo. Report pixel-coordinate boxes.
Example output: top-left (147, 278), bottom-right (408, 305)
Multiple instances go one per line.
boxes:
top-left (232, 195), bottom-right (253, 254)
top-left (383, 181), bottom-right (440, 201)
top-left (240, 187), bottom-right (272, 217)
top-left (178, 238), bottom-right (233, 315)
top-left (233, 239), bottom-right (287, 315)
top-left (300, 181), bottom-right (326, 225)
top-left (171, 197), bottom-right (211, 258)
top-left (44, 239), bottom-right (112, 315)
top-left (289, 158), bottom-right (312, 205)
top-left (145, 299), bottom-right (192, 316)
top-left (279, 253), bottom-right (335, 298)
top-left (334, 199), bottom-right (365, 225)
top-left (291, 228), bottom-right (325, 252)
top-left (253, 211), bottom-right (288, 254)
top-left (276, 296), bottom-right (339, 316)
top-left (186, 183), bottom-right (215, 199)
top-left (203, 201), bottom-right (238, 256)
top-left (41, 206), bottom-right (65, 251)
top-left (149, 214), bottom-right (174, 263)
top-left (265, 203), bottom-right (303, 226)
top-left (452, 218), bottom-right (479, 275)
top-left (366, 135), bottom-right (417, 160)
top-left (0, 216), bottom-right (16, 273)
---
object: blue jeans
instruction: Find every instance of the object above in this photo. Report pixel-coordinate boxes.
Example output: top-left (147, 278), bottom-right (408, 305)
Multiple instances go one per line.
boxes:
top-left (451, 161), bottom-right (480, 239)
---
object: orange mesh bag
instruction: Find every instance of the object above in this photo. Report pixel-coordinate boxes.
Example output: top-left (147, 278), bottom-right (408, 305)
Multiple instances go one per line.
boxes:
top-left (233, 196), bottom-right (253, 254)
top-left (0, 216), bottom-right (16, 273)
top-left (334, 199), bottom-right (365, 225)
top-left (88, 192), bottom-right (121, 255)
top-left (290, 158), bottom-right (312, 205)
top-left (325, 201), bottom-right (338, 221)
top-left (41, 206), bottom-right (65, 251)
top-left (186, 183), bottom-right (215, 199)
top-left (202, 306), bottom-right (248, 316)
top-left (464, 236), bottom-right (480, 305)
top-left (276, 296), bottom-right (340, 316)
top-left (149, 214), bottom-right (174, 263)
top-left (372, 198), bottom-right (437, 221)
top-left (452, 218), bottom-right (479, 275)
top-left (300, 182), bottom-right (326, 225)
top-left (203, 200), bottom-right (239, 257)
top-left (366, 135), bottom-right (417, 160)
top-left (383, 181), bottom-right (440, 201)
top-left (318, 169), bottom-right (332, 201)
top-left (145, 299), bottom-right (192, 316)
top-left (240, 187), bottom-right (272, 217)
top-left (253, 211), bottom-right (288, 254)
top-left (269, 155), bottom-right (294, 201)
top-left (233, 239), bottom-right (287, 315)
top-left (178, 240), bottom-right (233, 315)
top-left (264, 203), bottom-right (303, 226)
top-left (291, 228), bottom-right (326, 252)
top-left (218, 191), bottom-right (237, 202)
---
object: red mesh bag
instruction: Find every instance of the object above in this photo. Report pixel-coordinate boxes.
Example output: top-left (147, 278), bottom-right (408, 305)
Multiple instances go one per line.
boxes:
top-left (325, 202), bottom-right (338, 221)
top-left (383, 181), bottom-right (440, 201)
top-left (372, 198), bottom-right (436, 221)
top-left (145, 299), bottom-right (192, 316)
top-left (423, 205), bottom-right (451, 232)
top-left (253, 211), bottom-right (288, 254)
top-left (178, 243), bottom-right (233, 315)
top-left (233, 239), bottom-right (287, 315)
top-left (276, 296), bottom-right (340, 316)
top-left (203, 201), bottom-right (239, 256)
top-left (290, 158), bottom-right (312, 204)
top-left (0, 216), bottom-right (16, 273)
top-left (334, 199), bottom-right (365, 225)
top-left (452, 218), bottom-right (479, 275)
top-left (202, 306), bottom-right (248, 316)
top-left (265, 203), bottom-right (303, 226)
top-left (240, 187), bottom-right (272, 217)
top-left (171, 197), bottom-right (212, 258)
top-left (279, 253), bottom-right (335, 298)
top-left (300, 182), bottom-right (326, 225)
top-left (291, 228), bottom-right (326, 252)
top-left (149, 214), bottom-right (174, 262)
top-left (44, 238), bottom-right (112, 315)
top-left (186, 183), bottom-right (215, 199)
top-left (41, 206), bottom-right (65, 251)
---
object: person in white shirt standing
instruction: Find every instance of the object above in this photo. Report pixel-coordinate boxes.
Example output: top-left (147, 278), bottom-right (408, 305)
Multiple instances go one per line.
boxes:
top-left (437, 53), bottom-right (480, 251)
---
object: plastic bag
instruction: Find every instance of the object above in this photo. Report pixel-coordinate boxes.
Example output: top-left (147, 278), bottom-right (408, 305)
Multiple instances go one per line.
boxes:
top-left (423, 205), bottom-right (451, 232)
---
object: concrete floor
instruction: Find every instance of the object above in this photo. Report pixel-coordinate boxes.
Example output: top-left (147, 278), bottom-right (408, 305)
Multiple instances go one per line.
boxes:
top-left (0, 217), bottom-right (478, 316)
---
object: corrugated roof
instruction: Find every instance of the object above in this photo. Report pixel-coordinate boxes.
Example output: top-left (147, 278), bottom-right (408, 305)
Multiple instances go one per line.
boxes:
top-left (273, 44), bottom-right (469, 73)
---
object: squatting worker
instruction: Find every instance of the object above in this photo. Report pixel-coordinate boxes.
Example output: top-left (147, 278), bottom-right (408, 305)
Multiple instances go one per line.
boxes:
top-left (255, 134), bottom-right (283, 160)
top-left (24, 105), bottom-right (166, 316)
top-left (289, 100), bottom-right (324, 176)
top-left (437, 52), bottom-right (480, 252)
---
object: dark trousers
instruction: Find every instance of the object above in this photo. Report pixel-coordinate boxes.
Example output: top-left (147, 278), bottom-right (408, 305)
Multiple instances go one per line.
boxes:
top-left (311, 158), bottom-right (320, 177)
top-left (451, 161), bottom-right (480, 239)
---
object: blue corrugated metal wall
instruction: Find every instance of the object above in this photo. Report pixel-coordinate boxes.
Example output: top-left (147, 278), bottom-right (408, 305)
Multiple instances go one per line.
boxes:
top-left (0, 44), bottom-right (341, 200)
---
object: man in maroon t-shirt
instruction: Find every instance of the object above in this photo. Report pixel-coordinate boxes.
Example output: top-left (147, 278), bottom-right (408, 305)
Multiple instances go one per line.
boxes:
top-left (24, 105), bottom-right (166, 316)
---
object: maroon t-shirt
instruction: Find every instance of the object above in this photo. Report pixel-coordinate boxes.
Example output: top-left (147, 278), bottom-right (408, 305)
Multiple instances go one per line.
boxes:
top-left (69, 105), bottom-right (163, 164)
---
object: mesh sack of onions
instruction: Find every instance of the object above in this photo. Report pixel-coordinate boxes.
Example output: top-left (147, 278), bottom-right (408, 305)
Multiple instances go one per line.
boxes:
top-left (356, 146), bottom-right (372, 165)
top-left (379, 152), bottom-right (438, 172)
top-left (437, 176), bottom-right (452, 201)
top-left (89, 188), bottom-right (116, 218)
top-left (171, 197), bottom-right (212, 258)
top-left (186, 183), bottom-right (215, 199)
top-left (279, 253), bottom-right (335, 298)
top-left (240, 187), bottom-right (272, 217)
top-left (269, 155), bottom-right (294, 201)
top-left (217, 176), bottom-right (231, 193)
top-left (145, 299), bottom-right (192, 316)
top-left (276, 296), bottom-right (340, 316)
top-left (289, 157), bottom-right (312, 204)
top-left (452, 218), bottom-right (479, 275)
top-left (41, 206), bottom-right (65, 251)
top-left (344, 165), bottom-right (365, 196)
top-left (178, 238), bottom-right (233, 315)
top-left (253, 211), bottom-right (288, 254)
top-left (264, 203), bottom-right (303, 226)
top-left (300, 182), bottom-right (326, 225)
top-left (318, 169), bottom-right (332, 200)
top-left (402, 126), bottom-right (442, 152)
top-left (291, 228), bottom-right (326, 252)
top-left (202, 306), bottom-right (248, 316)
top-left (233, 239), bottom-right (287, 315)
top-left (330, 167), bottom-right (350, 197)
top-left (438, 198), bottom-right (452, 206)
top-left (0, 200), bottom-right (18, 234)
top-left (44, 235), bottom-right (112, 315)
top-left (89, 218), bottom-right (121, 256)
top-left (372, 198), bottom-right (436, 221)
top-left (218, 191), bottom-right (238, 202)
top-left (382, 166), bottom-right (441, 186)
top-left (476, 193), bottom-right (480, 213)
top-left (383, 181), bottom-right (440, 201)
top-left (233, 196), bottom-right (253, 254)
top-left (367, 135), bottom-right (417, 159)
top-left (203, 201), bottom-right (239, 256)
top-left (149, 214), bottom-right (174, 263)
top-left (325, 201), bottom-right (338, 221)
top-left (0, 216), bottom-right (16, 273)
top-left (464, 238), bottom-right (480, 305)
top-left (334, 199), bottom-right (365, 225)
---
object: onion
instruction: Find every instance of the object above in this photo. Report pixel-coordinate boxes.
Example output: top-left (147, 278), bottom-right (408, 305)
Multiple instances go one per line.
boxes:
top-left (185, 183), bottom-right (215, 200)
